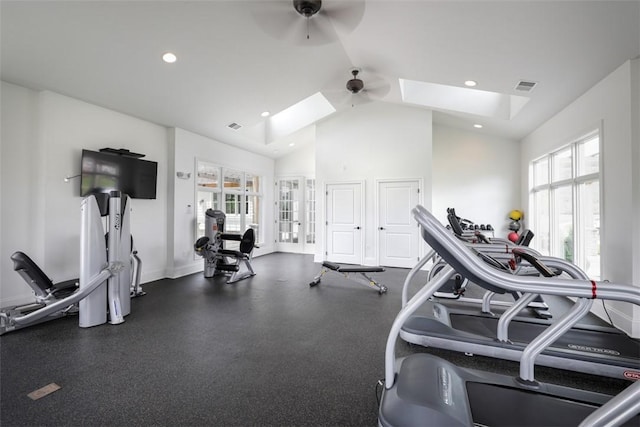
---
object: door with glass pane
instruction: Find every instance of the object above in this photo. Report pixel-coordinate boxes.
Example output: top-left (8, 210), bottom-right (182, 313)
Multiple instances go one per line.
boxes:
top-left (304, 179), bottom-right (316, 254)
top-left (276, 177), bottom-right (316, 253)
top-left (277, 178), bottom-right (303, 252)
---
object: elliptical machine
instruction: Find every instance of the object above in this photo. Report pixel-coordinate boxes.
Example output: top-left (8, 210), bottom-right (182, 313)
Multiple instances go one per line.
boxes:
top-left (0, 191), bottom-right (141, 334)
top-left (194, 209), bottom-right (257, 284)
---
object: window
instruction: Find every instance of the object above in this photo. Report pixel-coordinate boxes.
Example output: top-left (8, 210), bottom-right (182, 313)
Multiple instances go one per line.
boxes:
top-left (529, 132), bottom-right (600, 278)
top-left (196, 161), bottom-right (263, 245)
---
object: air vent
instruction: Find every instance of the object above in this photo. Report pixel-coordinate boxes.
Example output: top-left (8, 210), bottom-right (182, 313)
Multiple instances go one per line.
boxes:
top-left (515, 80), bottom-right (537, 92)
top-left (227, 122), bottom-right (242, 130)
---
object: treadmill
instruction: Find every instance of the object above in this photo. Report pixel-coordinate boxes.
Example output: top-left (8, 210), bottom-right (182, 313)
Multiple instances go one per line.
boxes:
top-left (432, 208), bottom-right (553, 318)
top-left (378, 206), bottom-right (640, 426)
top-left (399, 213), bottom-right (639, 380)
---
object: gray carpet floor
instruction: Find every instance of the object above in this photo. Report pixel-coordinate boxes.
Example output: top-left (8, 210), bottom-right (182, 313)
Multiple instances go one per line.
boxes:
top-left (0, 253), bottom-right (633, 426)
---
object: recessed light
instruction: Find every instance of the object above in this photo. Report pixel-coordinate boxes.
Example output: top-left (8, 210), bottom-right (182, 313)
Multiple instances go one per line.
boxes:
top-left (464, 80), bottom-right (477, 87)
top-left (261, 111), bottom-right (270, 117)
top-left (289, 143), bottom-right (295, 147)
top-left (162, 52), bottom-right (177, 63)
top-left (473, 124), bottom-right (483, 129)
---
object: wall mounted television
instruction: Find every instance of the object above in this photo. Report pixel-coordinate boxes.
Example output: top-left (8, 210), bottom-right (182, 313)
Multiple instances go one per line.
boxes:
top-left (80, 149), bottom-right (158, 199)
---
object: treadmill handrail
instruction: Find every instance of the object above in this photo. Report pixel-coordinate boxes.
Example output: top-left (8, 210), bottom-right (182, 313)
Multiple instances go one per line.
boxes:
top-left (413, 205), bottom-right (640, 305)
top-left (386, 263), bottom-right (456, 388)
top-left (578, 380), bottom-right (640, 427)
top-left (401, 249), bottom-right (436, 307)
top-left (401, 239), bottom-right (592, 308)
top-left (386, 206), bottom-right (640, 390)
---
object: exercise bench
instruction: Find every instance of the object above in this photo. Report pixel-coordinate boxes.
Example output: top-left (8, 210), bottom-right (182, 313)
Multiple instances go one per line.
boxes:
top-left (309, 261), bottom-right (388, 294)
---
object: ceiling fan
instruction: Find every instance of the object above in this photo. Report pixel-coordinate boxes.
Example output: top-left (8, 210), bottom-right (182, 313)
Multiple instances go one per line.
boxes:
top-left (324, 67), bottom-right (391, 108)
top-left (252, 0), bottom-right (365, 46)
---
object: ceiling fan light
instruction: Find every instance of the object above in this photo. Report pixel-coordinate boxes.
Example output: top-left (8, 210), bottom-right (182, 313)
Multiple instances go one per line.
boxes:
top-left (346, 78), bottom-right (364, 94)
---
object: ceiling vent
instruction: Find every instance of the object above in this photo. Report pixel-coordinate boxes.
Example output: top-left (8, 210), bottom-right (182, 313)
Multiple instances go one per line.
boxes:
top-left (227, 122), bottom-right (242, 130)
top-left (515, 80), bottom-right (538, 92)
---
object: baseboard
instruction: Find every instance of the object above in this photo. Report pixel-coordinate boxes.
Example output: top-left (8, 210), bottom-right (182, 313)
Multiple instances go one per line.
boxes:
top-left (167, 262), bottom-right (203, 279)
top-left (590, 300), bottom-right (639, 339)
top-left (363, 257), bottom-right (377, 267)
top-left (140, 268), bottom-right (171, 284)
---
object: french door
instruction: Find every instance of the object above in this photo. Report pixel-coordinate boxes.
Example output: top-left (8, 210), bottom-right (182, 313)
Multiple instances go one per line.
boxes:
top-left (276, 177), bottom-right (315, 254)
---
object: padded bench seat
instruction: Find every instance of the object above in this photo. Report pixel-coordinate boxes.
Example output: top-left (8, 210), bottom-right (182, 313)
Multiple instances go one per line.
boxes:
top-left (322, 261), bottom-right (385, 274)
top-left (311, 261), bottom-right (388, 294)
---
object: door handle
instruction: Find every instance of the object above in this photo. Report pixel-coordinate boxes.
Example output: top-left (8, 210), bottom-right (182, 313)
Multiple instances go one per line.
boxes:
top-left (354, 226), bottom-right (361, 230)
top-left (379, 227), bottom-right (385, 230)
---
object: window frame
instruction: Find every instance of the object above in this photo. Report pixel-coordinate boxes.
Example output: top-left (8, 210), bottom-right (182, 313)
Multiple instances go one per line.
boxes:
top-left (529, 130), bottom-right (602, 279)
top-left (195, 160), bottom-right (263, 245)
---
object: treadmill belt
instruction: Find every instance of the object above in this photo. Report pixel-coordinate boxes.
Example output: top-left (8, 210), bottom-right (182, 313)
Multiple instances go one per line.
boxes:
top-left (450, 314), bottom-right (640, 360)
top-left (467, 381), bottom-right (639, 427)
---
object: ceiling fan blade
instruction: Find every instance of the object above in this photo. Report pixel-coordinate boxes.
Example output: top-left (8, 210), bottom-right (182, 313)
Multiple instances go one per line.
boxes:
top-left (353, 68), bottom-right (391, 99)
top-left (321, 86), bottom-right (348, 107)
top-left (365, 79), bottom-right (391, 98)
top-left (350, 91), bottom-right (371, 107)
top-left (251, 1), bottom-right (302, 42)
top-left (252, 0), bottom-right (342, 46)
top-left (304, 15), bottom-right (339, 45)
top-left (321, 0), bottom-right (366, 34)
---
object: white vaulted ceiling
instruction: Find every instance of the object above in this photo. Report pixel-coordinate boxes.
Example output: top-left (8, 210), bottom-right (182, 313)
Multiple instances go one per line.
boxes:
top-left (2, 1), bottom-right (639, 157)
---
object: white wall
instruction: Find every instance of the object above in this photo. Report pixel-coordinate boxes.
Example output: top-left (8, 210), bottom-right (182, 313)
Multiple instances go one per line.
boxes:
top-left (315, 102), bottom-right (432, 265)
top-left (432, 125), bottom-right (520, 238)
top-left (1, 83), bottom-right (277, 307)
top-left (521, 59), bottom-right (640, 337)
top-left (168, 127), bottom-right (275, 278)
top-left (275, 138), bottom-right (316, 177)
top-left (1, 82), bottom-right (42, 305)
top-left (1, 82), bottom-right (169, 306)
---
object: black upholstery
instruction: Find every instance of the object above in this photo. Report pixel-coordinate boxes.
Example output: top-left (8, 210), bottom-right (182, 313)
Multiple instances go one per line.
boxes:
top-left (321, 261), bottom-right (385, 273)
top-left (219, 229), bottom-right (256, 258)
top-left (446, 209), bottom-right (465, 236)
top-left (239, 229), bottom-right (255, 255)
top-left (10, 251), bottom-right (77, 298)
top-left (516, 229), bottom-right (534, 246)
top-left (11, 251), bottom-right (54, 293)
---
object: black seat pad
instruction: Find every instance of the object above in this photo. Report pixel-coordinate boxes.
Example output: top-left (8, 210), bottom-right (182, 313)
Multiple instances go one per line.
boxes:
top-left (322, 261), bottom-right (385, 273)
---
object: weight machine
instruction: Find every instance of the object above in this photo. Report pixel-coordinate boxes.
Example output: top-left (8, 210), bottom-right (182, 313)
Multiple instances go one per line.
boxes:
top-left (194, 209), bottom-right (257, 284)
top-left (0, 191), bottom-right (141, 334)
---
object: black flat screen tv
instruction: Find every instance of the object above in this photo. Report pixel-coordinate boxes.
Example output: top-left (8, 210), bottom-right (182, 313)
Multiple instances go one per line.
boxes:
top-left (80, 149), bottom-right (158, 199)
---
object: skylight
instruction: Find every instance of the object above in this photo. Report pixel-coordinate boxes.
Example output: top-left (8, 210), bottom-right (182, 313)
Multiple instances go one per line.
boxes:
top-left (399, 79), bottom-right (529, 120)
top-left (266, 92), bottom-right (336, 143)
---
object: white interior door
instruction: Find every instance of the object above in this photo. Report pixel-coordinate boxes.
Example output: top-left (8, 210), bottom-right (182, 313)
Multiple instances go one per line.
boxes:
top-left (378, 180), bottom-right (420, 268)
top-left (326, 182), bottom-right (362, 265)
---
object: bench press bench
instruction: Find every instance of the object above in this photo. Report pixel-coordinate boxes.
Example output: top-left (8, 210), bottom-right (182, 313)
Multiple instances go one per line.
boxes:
top-left (309, 261), bottom-right (388, 294)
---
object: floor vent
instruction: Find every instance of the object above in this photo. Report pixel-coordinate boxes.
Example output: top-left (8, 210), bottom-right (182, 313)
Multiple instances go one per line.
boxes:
top-left (515, 80), bottom-right (537, 92)
top-left (228, 122), bottom-right (242, 130)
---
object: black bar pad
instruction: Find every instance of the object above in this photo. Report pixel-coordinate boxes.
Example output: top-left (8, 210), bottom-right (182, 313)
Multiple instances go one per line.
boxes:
top-left (336, 266), bottom-right (385, 273)
top-left (322, 261), bottom-right (341, 271)
top-left (216, 263), bottom-right (239, 272)
top-left (220, 233), bottom-right (242, 241)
